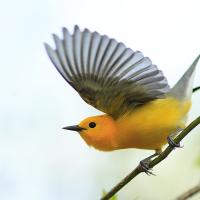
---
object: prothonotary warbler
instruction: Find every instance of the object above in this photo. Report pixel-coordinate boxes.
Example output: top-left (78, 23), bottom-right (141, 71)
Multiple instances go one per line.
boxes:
top-left (45, 25), bottom-right (200, 172)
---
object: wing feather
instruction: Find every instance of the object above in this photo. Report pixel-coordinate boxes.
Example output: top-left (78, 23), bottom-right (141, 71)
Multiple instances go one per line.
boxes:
top-left (45, 25), bottom-right (170, 118)
top-left (62, 28), bottom-right (78, 82)
top-left (44, 43), bottom-right (72, 83)
top-left (73, 25), bottom-right (82, 77)
top-left (81, 29), bottom-right (90, 78)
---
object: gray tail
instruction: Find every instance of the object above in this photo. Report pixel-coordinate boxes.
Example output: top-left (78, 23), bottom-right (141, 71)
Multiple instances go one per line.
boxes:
top-left (169, 54), bottom-right (200, 101)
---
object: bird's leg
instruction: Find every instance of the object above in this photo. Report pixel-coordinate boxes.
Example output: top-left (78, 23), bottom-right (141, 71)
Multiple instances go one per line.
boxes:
top-left (139, 151), bottom-right (160, 175)
top-left (167, 128), bottom-right (184, 148)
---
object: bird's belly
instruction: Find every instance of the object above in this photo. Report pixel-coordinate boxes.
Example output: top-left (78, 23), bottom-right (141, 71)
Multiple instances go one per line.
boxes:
top-left (115, 98), bottom-right (191, 151)
top-left (117, 127), bottom-right (177, 150)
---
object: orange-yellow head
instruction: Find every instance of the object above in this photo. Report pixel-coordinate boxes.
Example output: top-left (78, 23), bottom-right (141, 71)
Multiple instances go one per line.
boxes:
top-left (63, 115), bottom-right (118, 151)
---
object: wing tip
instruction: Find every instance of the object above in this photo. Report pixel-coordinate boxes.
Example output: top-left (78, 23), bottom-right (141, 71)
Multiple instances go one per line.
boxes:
top-left (74, 25), bottom-right (80, 31)
top-left (44, 42), bottom-right (54, 54)
top-left (62, 27), bottom-right (68, 33)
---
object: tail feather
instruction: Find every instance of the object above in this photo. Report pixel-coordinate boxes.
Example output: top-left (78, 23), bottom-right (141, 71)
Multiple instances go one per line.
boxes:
top-left (169, 54), bottom-right (200, 101)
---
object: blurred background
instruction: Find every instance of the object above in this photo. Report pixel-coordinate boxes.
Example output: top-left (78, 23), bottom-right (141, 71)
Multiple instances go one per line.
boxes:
top-left (0, 0), bottom-right (200, 199)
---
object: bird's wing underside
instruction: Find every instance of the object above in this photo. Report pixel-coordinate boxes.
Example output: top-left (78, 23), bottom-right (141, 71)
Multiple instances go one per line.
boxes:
top-left (45, 25), bottom-right (170, 119)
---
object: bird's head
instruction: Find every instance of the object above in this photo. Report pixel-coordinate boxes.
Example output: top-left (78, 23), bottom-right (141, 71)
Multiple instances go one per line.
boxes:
top-left (63, 115), bottom-right (118, 151)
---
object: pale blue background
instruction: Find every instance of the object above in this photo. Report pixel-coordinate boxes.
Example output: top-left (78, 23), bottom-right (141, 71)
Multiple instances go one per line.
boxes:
top-left (0, 0), bottom-right (200, 199)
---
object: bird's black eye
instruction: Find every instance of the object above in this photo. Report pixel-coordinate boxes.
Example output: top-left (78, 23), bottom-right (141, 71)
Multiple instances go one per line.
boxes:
top-left (89, 122), bottom-right (96, 128)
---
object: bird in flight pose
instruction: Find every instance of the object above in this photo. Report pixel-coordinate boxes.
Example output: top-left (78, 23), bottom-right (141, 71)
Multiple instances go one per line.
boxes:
top-left (45, 25), bottom-right (199, 173)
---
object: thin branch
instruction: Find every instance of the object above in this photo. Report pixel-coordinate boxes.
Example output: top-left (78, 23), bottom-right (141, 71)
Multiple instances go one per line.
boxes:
top-left (193, 86), bottom-right (200, 93)
top-left (176, 181), bottom-right (200, 200)
top-left (101, 116), bottom-right (200, 200)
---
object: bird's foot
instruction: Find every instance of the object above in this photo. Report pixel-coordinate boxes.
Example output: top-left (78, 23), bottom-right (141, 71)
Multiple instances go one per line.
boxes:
top-left (139, 152), bottom-right (160, 175)
top-left (167, 135), bottom-right (183, 148)
top-left (139, 159), bottom-right (155, 176)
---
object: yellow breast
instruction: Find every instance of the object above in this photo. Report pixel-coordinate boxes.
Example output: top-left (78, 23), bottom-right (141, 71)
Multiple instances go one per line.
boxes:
top-left (115, 97), bottom-right (191, 151)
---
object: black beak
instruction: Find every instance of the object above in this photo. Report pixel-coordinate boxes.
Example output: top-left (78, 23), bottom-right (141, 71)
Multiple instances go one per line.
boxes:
top-left (62, 125), bottom-right (86, 132)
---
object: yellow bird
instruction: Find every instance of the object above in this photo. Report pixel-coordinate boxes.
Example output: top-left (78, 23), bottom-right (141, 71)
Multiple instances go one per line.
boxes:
top-left (45, 25), bottom-right (199, 171)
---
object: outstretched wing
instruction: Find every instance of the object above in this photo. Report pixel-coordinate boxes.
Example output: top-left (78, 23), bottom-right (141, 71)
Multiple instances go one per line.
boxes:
top-left (45, 25), bottom-right (170, 119)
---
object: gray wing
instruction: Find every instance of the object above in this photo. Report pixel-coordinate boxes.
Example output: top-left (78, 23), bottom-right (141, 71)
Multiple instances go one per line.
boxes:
top-left (45, 25), bottom-right (170, 119)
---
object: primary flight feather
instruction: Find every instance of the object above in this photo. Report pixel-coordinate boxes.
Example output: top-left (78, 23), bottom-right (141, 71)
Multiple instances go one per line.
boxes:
top-left (45, 25), bottom-right (199, 153)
